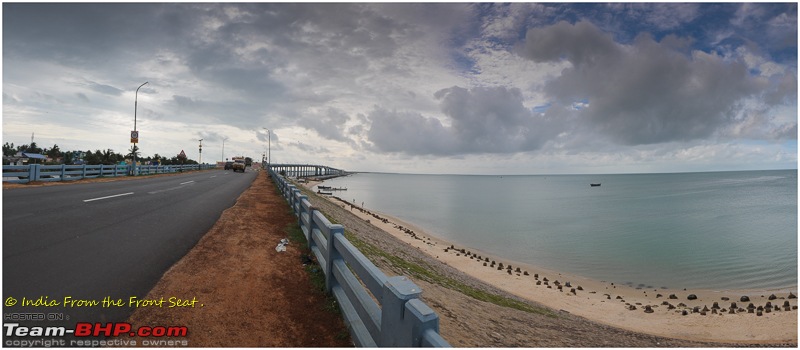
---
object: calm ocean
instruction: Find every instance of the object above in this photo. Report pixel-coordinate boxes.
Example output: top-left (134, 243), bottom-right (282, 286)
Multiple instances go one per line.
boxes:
top-left (321, 170), bottom-right (797, 291)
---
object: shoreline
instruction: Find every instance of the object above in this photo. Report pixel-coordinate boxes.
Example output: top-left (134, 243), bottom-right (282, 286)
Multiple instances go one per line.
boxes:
top-left (302, 179), bottom-right (797, 344)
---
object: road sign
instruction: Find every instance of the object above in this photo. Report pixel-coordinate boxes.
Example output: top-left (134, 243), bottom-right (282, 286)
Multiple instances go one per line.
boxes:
top-left (178, 150), bottom-right (187, 159)
top-left (130, 130), bottom-right (139, 143)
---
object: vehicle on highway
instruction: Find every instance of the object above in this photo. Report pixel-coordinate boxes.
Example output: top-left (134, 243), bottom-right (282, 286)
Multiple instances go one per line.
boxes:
top-left (224, 161), bottom-right (233, 170)
top-left (232, 157), bottom-right (246, 173)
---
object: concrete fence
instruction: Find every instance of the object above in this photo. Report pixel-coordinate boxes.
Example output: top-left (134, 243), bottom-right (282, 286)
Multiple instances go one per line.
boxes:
top-left (269, 168), bottom-right (450, 347)
top-left (2, 163), bottom-right (216, 183)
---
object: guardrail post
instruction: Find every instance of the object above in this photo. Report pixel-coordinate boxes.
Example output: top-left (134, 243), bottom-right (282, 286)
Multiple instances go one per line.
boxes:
top-left (379, 276), bottom-right (422, 347)
top-left (60, 164), bottom-right (66, 180)
top-left (325, 225), bottom-right (344, 293)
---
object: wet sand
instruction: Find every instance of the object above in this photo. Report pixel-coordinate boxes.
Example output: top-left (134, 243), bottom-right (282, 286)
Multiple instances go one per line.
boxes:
top-left (303, 180), bottom-right (797, 344)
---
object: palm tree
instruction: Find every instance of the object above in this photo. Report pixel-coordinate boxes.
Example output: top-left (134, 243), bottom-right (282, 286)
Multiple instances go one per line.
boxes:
top-left (126, 145), bottom-right (140, 160)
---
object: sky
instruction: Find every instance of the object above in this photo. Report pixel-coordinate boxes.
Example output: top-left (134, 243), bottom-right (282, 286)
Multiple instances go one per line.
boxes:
top-left (2, 2), bottom-right (797, 175)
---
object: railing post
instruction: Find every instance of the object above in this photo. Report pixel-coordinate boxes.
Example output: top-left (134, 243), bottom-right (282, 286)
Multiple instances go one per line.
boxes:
top-left (298, 197), bottom-right (309, 239)
top-left (82, 164), bottom-right (88, 179)
top-left (379, 276), bottom-right (422, 347)
top-left (307, 204), bottom-right (319, 240)
top-left (292, 189), bottom-right (302, 216)
top-left (325, 225), bottom-right (344, 293)
top-left (30, 164), bottom-right (40, 182)
top-left (99, 164), bottom-right (104, 177)
top-left (60, 164), bottom-right (66, 180)
top-left (404, 299), bottom-right (443, 347)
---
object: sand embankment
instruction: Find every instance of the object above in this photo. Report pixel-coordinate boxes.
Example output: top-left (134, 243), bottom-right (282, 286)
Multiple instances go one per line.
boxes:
top-left (300, 179), bottom-right (797, 345)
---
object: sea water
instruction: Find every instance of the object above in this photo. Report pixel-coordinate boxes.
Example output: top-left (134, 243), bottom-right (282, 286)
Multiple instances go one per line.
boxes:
top-left (321, 170), bottom-right (797, 291)
top-left (326, 170), bottom-right (798, 290)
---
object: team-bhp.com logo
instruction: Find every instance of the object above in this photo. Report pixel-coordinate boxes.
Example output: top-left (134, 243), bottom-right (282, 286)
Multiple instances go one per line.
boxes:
top-left (4, 322), bottom-right (189, 347)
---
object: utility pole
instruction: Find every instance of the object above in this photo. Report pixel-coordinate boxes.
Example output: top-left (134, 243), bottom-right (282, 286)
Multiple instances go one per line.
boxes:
top-left (198, 139), bottom-right (203, 165)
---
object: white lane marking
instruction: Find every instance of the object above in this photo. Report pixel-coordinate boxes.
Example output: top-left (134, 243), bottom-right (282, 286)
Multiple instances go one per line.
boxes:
top-left (149, 180), bottom-right (198, 194)
top-left (83, 192), bottom-right (134, 202)
top-left (210, 175), bottom-right (217, 178)
top-left (148, 186), bottom-right (181, 194)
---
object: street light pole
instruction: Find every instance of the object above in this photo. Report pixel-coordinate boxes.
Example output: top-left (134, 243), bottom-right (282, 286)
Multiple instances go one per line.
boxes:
top-left (198, 139), bottom-right (203, 165)
top-left (133, 81), bottom-right (148, 175)
top-left (222, 137), bottom-right (228, 162)
top-left (263, 128), bottom-right (271, 170)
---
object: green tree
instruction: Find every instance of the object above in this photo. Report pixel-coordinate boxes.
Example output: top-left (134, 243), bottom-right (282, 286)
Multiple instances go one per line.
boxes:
top-left (84, 150), bottom-right (100, 165)
top-left (46, 144), bottom-right (62, 161)
top-left (26, 142), bottom-right (42, 154)
top-left (3, 142), bottom-right (15, 157)
top-left (100, 149), bottom-right (121, 165)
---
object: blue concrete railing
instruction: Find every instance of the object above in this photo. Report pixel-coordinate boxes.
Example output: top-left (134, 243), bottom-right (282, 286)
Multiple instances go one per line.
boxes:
top-left (269, 168), bottom-right (450, 347)
top-left (2, 163), bottom-right (217, 183)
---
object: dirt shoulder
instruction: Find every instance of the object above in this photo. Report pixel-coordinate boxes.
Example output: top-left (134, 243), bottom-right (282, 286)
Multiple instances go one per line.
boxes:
top-left (120, 171), bottom-right (351, 347)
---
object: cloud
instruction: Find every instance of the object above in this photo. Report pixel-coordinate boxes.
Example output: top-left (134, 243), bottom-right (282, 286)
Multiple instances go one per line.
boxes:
top-left (367, 86), bottom-right (557, 156)
top-left (76, 93), bottom-right (90, 103)
top-left (4, 93), bottom-right (20, 104)
top-left (519, 20), bottom-right (792, 146)
top-left (607, 3), bottom-right (701, 31)
top-left (83, 80), bottom-right (124, 96)
top-left (255, 129), bottom-right (271, 143)
top-left (290, 141), bottom-right (329, 154)
top-left (299, 108), bottom-right (351, 143)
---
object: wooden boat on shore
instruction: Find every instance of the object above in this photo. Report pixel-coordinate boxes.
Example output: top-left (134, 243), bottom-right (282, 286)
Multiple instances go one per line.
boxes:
top-left (590, 183), bottom-right (601, 187)
top-left (317, 190), bottom-right (333, 195)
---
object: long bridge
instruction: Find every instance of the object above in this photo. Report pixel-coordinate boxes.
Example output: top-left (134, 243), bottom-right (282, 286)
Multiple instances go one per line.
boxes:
top-left (266, 163), bottom-right (347, 179)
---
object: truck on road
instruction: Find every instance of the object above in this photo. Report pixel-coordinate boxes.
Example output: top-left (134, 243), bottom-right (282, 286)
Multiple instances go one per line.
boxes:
top-left (232, 157), bottom-right (246, 173)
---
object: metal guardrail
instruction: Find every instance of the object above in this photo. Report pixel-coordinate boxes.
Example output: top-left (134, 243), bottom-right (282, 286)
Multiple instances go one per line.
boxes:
top-left (2, 163), bottom-right (216, 183)
top-left (269, 168), bottom-right (450, 347)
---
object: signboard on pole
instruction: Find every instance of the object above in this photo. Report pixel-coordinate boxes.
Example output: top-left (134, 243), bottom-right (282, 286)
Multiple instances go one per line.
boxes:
top-left (178, 150), bottom-right (187, 159)
top-left (130, 131), bottom-right (139, 143)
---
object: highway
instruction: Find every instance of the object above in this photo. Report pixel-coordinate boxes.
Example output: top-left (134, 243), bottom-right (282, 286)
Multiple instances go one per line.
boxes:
top-left (2, 169), bottom-right (257, 333)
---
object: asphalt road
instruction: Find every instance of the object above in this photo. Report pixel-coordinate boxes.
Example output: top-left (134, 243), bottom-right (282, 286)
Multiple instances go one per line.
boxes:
top-left (2, 169), bottom-right (257, 335)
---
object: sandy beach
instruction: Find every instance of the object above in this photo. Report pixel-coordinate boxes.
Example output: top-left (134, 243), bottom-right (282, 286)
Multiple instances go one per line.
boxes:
top-left (303, 179), bottom-right (797, 344)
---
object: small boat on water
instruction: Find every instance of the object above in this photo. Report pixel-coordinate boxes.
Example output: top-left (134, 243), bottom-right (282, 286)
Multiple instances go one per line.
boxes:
top-left (329, 187), bottom-right (347, 191)
top-left (590, 183), bottom-right (601, 187)
top-left (317, 190), bottom-right (333, 195)
top-left (318, 185), bottom-right (332, 190)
